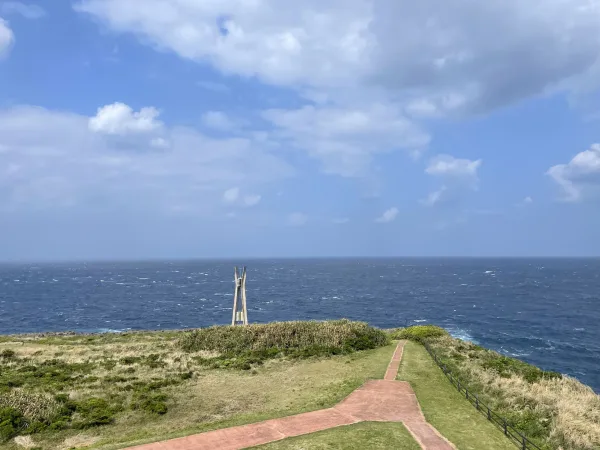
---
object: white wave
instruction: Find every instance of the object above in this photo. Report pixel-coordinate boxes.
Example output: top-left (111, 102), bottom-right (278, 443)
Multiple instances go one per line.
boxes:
top-left (413, 319), bottom-right (427, 323)
top-left (448, 328), bottom-right (478, 344)
top-left (484, 270), bottom-right (494, 274)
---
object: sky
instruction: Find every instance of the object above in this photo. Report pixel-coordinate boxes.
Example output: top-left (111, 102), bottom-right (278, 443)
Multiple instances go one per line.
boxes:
top-left (1, 0), bottom-right (600, 260)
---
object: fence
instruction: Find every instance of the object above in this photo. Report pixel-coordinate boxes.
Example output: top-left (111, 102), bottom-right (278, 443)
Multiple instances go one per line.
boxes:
top-left (420, 341), bottom-right (543, 450)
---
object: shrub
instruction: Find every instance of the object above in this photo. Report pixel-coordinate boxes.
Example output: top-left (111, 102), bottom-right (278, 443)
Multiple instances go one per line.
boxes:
top-left (389, 325), bottom-right (448, 341)
top-left (0, 407), bottom-right (24, 442)
top-left (180, 320), bottom-right (389, 357)
top-left (0, 349), bottom-right (16, 360)
top-left (131, 391), bottom-right (168, 415)
top-left (73, 397), bottom-right (120, 429)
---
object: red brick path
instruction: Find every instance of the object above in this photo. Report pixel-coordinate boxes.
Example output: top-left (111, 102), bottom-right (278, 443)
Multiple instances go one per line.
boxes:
top-left (126, 342), bottom-right (455, 450)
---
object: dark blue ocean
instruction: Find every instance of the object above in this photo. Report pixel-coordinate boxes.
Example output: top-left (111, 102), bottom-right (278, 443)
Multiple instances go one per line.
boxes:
top-left (0, 258), bottom-right (598, 391)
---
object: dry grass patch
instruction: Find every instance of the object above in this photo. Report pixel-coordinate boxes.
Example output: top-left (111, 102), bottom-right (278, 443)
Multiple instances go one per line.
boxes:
top-left (427, 334), bottom-right (600, 450)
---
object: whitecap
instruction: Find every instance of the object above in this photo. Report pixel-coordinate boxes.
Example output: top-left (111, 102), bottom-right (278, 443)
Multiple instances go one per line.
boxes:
top-left (484, 270), bottom-right (494, 274)
top-left (413, 319), bottom-right (427, 323)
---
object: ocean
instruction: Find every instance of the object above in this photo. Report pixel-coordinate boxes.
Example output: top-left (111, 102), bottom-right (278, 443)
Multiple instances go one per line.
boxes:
top-left (0, 258), bottom-right (598, 392)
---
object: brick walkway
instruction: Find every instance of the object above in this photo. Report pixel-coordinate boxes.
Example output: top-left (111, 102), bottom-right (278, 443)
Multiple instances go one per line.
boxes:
top-left (127, 341), bottom-right (455, 450)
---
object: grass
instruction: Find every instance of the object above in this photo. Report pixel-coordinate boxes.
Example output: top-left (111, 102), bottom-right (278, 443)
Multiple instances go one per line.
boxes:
top-left (253, 422), bottom-right (422, 449)
top-left (426, 334), bottom-right (600, 450)
top-left (397, 341), bottom-right (515, 450)
top-left (0, 321), bottom-right (394, 450)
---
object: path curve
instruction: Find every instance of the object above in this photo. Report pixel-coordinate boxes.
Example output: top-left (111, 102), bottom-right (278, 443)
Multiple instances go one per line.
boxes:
top-left (126, 341), bottom-right (454, 450)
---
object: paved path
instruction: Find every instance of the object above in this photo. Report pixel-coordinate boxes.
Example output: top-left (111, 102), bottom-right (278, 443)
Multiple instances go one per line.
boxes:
top-left (127, 342), bottom-right (454, 450)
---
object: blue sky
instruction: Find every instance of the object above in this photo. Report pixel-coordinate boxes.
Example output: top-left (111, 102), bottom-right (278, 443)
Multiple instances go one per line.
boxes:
top-left (1, 0), bottom-right (600, 260)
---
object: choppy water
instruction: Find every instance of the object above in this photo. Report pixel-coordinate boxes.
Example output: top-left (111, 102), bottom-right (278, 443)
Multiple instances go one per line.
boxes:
top-left (0, 258), bottom-right (598, 391)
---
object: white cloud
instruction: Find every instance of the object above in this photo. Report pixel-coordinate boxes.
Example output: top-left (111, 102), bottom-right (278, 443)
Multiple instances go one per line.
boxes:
top-left (0, 18), bottom-right (14, 57)
top-left (424, 155), bottom-right (481, 206)
top-left (223, 187), bottom-right (240, 203)
top-left (201, 111), bottom-right (235, 131)
top-left (421, 185), bottom-right (447, 206)
top-left (375, 207), bottom-right (398, 223)
top-left (547, 143), bottom-right (600, 201)
top-left (0, 104), bottom-right (293, 213)
top-left (75, 0), bottom-right (600, 115)
top-left (89, 102), bottom-right (162, 135)
top-left (288, 212), bottom-right (308, 226)
top-left (263, 103), bottom-right (429, 176)
top-left (426, 155), bottom-right (482, 179)
top-left (243, 194), bottom-right (261, 207)
top-left (1, 2), bottom-right (45, 19)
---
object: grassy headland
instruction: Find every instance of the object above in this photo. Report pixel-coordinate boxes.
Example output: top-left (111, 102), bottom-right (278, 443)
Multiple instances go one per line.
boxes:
top-left (0, 320), bottom-right (391, 449)
top-left (1, 321), bottom-right (598, 450)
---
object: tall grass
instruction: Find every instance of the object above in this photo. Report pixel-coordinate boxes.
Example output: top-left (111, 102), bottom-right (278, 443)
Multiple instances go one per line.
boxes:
top-left (179, 320), bottom-right (389, 354)
top-left (426, 334), bottom-right (600, 450)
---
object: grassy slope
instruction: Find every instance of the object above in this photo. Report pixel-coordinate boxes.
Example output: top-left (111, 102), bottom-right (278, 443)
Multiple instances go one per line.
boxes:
top-left (397, 341), bottom-right (514, 450)
top-left (254, 422), bottom-right (421, 450)
top-left (1, 332), bottom-right (396, 450)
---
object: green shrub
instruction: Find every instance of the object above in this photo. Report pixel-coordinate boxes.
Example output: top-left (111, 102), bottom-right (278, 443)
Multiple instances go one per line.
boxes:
top-left (73, 397), bottom-right (120, 429)
top-left (131, 391), bottom-right (168, 415)
top-left (0, 407), bottom-right (24, 442)
top-left (389, 325), bottom-right (449, 341)
top-left (0, 349), bottom-right (16, 360)
top-left (180, 320), bottom-right (389, 356)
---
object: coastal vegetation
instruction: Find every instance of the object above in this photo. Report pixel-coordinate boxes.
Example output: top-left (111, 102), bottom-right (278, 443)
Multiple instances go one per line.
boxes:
top-left (0, 320), bottom-right (392, 449)
top-left (394, 325), bottom-right (600, 450)
top-left (0, 322), bottom-right (598, 450)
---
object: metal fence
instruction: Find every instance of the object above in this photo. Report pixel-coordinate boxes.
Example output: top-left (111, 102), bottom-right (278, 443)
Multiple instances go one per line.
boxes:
top-left (420, 341), bottom-right (543, 450)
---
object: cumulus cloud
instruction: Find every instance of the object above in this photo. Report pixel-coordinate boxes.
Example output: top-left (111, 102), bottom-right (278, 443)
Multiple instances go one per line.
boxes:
top-left (0, 104), bottom-right (293, 213)
top-left (547, 144), bottom-right (600, 201)
top-left (424, 155), bottom-right (481, 206)
top-left (288, 212), bottom-right (308, 226)
top-left (263, 103), bottom-right (429, 176)
top-left (75, 0), bottom-right (600, 115)
top-left (89, 102), bottom-right (162, 135)
top-left (426, 154), bottom-right (482, 179)
top-left (0, 18), bottom-right (14, 57)
top-left (375, 207), bottom-right (398, 223)
top-left (1, 2), bottom-right (45, 19)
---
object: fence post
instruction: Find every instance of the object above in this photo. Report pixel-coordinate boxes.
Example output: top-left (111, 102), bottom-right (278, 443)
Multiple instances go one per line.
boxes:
top-left (487, 406), bottom-right (491, 420)
top-left (522, 435), bottom-right (526, 450)
top-left (457, 380), bottom-right (461, 391)
top-left (475, 395), bottom-right (479, 410)
top-left (503, 419), bottom-right (508, 435)
top-left (466, 388), bottom-right (469, 400)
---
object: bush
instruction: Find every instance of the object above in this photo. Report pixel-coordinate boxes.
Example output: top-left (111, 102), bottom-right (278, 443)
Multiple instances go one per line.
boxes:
top-left (180, 320), bottom-right (389, 357)
top-left (131, 391), bottom-right (168, 415)
top-left (0, 349), bottom-right (16, 360)
top-left (73, 397), bottom-right (120, 429)
top-left (0, 407), bottom-right (24, 442)
top-left (389, 325), bottom-right (449, 341)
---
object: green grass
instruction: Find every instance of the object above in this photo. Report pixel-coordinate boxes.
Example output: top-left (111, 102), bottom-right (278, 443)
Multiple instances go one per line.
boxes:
top-left (253, 422), bottom-right (421, 449)
top-left (397, 341), bottom-right (514, 450)
top-left (0, 326), bottom-right (396, 450)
